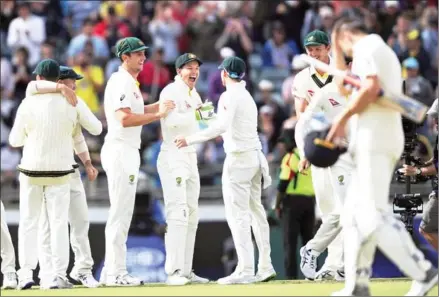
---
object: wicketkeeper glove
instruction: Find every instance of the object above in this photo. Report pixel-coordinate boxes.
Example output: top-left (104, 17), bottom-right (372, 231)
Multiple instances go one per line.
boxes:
top-left (195, 99), bottom-right (216, 121)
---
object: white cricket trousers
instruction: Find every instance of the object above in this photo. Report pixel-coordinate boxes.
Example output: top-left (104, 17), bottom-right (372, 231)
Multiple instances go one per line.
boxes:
top-left (222, 150), bottom-right (272, 275)
top-left (157, 150), bottom-right (200, 276)
top-left (101, 142), bottom-right (140, 278)
top-left (38, 169), bottom-right (93, 281)
top-left (343, 147), bottom-right (432, 291)
top-left (17, 174), bottom-right (70, 280)
top-left (1, 201), bottom-right (16, 274)
top-left (307, 165), bottom-right (345, 271)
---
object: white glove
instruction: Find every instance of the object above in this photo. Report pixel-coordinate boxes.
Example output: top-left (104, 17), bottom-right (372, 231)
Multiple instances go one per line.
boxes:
top-left (195, 99), bottom-right (216, 121)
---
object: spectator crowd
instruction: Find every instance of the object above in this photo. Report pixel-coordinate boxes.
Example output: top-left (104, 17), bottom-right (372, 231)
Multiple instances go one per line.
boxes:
top-left (1, 0), bottom-right (438, 192)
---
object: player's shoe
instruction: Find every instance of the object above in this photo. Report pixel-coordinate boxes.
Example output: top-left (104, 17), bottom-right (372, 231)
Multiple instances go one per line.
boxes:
top-left (166, 270), bottom-right (190, 286)
top-left (2, 272), bottom-right (17, 289)
top-left (17, 277), bottom-right (35, 290)
top-left (187, 271), bottom-right (209, 284)
top-left (405, 266), bottom-right (438, 296)
top-left (315, 268), bottom-right (344, 281)
top-left (331, 285), bottom-right (371, 296)
top-left (56, 276), bottom-right (73, 289)
top-left (254, 268), bottom-right (277, 282)
top-left (40, 278), bottom-right (59, 290)
top-left (217, 272), bottom-right (255, 285)
top-left (106, 274), bottom-right (143, 287)
top-left (300, 246), bottom-right (319, 280)
top-left (70, 271), bottom-right (100, 288)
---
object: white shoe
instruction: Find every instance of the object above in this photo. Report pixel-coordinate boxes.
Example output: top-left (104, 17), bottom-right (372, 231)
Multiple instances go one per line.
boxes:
top-left (99, 267), bottom-right (107, 286)
top-left (166, 270), bottom-right (190, 286)
top-left (187, 271), bottom-right (209, 284)
top-left (315, 269), bottom-right (335, 281)
top-left (2, 272), bottom-right (17, 289)
top-left (217, 272), bottom-right (255, 285)
top-left (18, 277), bottom-right (35, 290)
top-left (405, 267), bottom-right (438, 296)
top-left (106, 274), bottom-right (143, 287)
top-left (40, 278), bottom-right (59, 290)
top-left (255, 268), bottom-right (276, 282)
top-left (300, 246), bottom-right (319, 280)
top-left (56, 276), bottom-right (73, 289)
top-left (70, 271), bottom-right (100, 288)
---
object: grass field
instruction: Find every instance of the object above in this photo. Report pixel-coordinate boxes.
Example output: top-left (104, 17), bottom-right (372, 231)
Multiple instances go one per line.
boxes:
top-left (0, 279), bottom-right (437, 296)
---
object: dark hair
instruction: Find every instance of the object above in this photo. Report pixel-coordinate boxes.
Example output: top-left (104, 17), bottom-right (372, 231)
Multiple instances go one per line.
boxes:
top-left (119, 52), bottom-right (131, 62)
top-left (83, 17), bottom-right (95, 27)
top-left (333, 17), bottom-right (370, 35)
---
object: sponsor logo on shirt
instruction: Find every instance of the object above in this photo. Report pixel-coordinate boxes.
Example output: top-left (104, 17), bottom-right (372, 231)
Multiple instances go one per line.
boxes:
top-left (307, 90), bottom-right (314, 97)
top-left (329, 98), bottom-right (340, 106)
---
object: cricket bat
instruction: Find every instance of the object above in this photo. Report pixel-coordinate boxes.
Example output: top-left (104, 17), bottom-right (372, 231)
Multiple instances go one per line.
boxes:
top-left (298, 54), bottom-right (428, 123)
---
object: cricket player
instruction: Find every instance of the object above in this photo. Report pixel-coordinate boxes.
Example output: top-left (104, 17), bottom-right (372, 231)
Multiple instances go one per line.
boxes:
top-left (100, 37), bottom-right (174, 286)
top-left (295, 77), bottom-right (355, 281)
top-left (1, 201), bottom-right (17, 289)
top-left (25, 66), bottom-right (100, 288)
top-left (175, 56), bottom-right (276, 285)
top-left (9, 59), bottom-right (102, 290)
top-left (292, 30), bottom-right (344, 280)
top-left (326, 18), bottom-right (437, 296)
top-left (157, 53), bottom-right (212, 286)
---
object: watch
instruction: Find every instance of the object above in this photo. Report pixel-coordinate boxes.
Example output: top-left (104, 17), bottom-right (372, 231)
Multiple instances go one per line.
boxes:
top-left (415, 168), bottom-right (422, 175)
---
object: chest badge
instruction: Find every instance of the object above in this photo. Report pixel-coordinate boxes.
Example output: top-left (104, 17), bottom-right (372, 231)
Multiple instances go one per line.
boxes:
top-left (133, 92), bottom-right (141, 100)
top-left (329, 98), bottom-right (340, 106)
top-left (307, 90), bottom-right (315, 97)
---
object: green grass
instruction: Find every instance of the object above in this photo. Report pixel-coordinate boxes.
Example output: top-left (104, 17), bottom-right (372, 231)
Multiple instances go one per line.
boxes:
top-left (1, 279), bottom-right (437, 296)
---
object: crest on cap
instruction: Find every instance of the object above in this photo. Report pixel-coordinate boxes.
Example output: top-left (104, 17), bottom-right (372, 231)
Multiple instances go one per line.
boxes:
top-left (188, 53), bottom-right (196, 59)
top-left (308, 36), bottom-right (315, 41)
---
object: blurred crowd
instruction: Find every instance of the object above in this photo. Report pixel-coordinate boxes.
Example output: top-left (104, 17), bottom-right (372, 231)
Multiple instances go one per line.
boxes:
top-left (1, 0), bottom-right (438, 190)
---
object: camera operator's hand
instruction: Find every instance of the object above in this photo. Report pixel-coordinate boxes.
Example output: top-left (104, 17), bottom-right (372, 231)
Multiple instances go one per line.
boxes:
top-left (401, 164), bottom-right (420, 176)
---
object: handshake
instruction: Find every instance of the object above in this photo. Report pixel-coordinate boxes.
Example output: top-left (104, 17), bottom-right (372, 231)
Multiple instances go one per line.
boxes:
top-left (195, 100), bottom-right (216, 121)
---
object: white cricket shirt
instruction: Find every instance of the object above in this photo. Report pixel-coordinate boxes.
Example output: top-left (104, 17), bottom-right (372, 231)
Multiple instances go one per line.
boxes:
top-left (103, 66), bottom-right (145, 149)
top-left (9, 92), bottom-right (102, 183)
top-left (159, 75), bottom-right (202, 153)
top-left (186, 81), bottom-right (262, 154)
top-left (291, 57), bottom-right (334, 104)
top-left (350, 34), bottom-right (404, 152)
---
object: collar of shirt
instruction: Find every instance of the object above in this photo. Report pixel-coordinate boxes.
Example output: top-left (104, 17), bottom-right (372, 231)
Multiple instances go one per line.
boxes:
top-left (118, 66), bottom-right (140, 87)
top-left (174, 75), bottom-right (196, 96)
top-left (309, 55), bottom-right (333, 80)
top-left (225, 80), bottom-right (246, 91)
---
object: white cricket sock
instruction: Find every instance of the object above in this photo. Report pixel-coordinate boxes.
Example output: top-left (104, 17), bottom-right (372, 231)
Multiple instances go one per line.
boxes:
top-left (376, 213), bottom-right (430, 281)
top-left (165, 222), bottom-right (187, 275)
top-left (183, 226), bottom-right (197, 276)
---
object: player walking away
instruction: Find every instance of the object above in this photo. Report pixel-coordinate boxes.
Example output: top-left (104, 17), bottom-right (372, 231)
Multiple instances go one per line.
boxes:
top-left (326, 18), bottom-right (437, 296)
top-left (9, 59), bottom-right (102, 290)
top-left (1, 201), bottom-right (17, 289)
top-left (292, 30), bottom-right (344, 280)
top-left (175, 56), bottom-right (276, 285)
top-left (157, 53), bottom-right (212, 286)
top-left (100, 37), bottom-right (174, 286)
top-left (25, 66), bottom-right (100, 288)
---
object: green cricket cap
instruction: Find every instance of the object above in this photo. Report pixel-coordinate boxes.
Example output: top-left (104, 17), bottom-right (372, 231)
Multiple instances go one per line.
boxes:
top-left (32, 59), bottom-right (60, 79)
top-left (303, 30), bottom-right (330, 47)
top-left (59, 66), bottom-right (83, 80)
top-left (115, 37), bottom-right (148, 58)
top-left (218, 56), bottom-right (246, 79)
top-left (175, 53), bottom-right (203, 69)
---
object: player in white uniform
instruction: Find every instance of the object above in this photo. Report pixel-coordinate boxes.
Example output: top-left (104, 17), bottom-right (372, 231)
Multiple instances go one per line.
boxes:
top-left (327, 18), bottom-right (437, 296)
top-left (292, 30), bottom-right (343, 279)
top-left (175, 57), bottom-right (276, 285)
top-left (295, 78), bottom-right (355, 280)
top-left (1, 201), bottom-right (17, 289)
top-left (25, 66), bottom-right (100, 288)
top-left (9, 59), bottom-right (102, 290)
top-left (157, 53), bottom-right (212, 286)
top-left (100, 37), bottom-right (174, 286)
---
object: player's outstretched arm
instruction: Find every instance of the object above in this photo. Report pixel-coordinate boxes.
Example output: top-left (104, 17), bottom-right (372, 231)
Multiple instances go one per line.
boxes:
top-left (76, 98), bottom-right (103, 135)
top-left (25, 80), bottom-right (78, 106)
